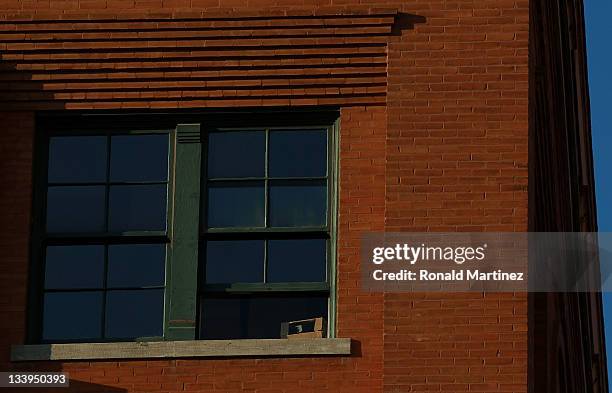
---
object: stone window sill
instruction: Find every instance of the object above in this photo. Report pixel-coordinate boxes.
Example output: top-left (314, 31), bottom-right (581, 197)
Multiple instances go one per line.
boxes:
top-left (11, 338), bottom-right (351, 361)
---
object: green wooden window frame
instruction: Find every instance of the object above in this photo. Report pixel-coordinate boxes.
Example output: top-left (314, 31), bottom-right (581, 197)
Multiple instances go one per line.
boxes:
top-left (28, 111), bottom-right (339, 344)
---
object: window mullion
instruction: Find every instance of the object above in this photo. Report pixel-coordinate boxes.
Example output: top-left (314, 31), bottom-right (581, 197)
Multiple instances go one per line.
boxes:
top-left (100, 134), bottom-right (112, 340)
top-left (263, 128), bottom-right (270, 284)
top-left (165, 124), bottom-right (202, 341)
top-left (202, 282), bottom-right (330, 293)
top-left (264, 128), bottom-right (270, 228)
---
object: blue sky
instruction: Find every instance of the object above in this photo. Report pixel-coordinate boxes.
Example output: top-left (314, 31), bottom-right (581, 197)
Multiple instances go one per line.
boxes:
top-left (584, 1), bottom-right (612, 386)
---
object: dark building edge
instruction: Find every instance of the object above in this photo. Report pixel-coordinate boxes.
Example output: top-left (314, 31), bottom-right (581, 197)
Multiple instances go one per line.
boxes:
top-left (529, 0), bottom-right (608, 392)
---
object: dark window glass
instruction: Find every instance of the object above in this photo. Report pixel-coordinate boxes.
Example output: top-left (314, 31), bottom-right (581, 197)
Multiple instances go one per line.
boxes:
top-left (200, 295), bottom-right (327, 340)
top-left (110, 134), bottom-right (169, 182)
top-left (48, 136), bottom-right (107, 183)
top-left (46, 186), bottom-right (106, 233)
top-left (269, 180), bottom-right (326, 227)
top-left (200, 126), bottom-right (333, 341)
top-left (105, 289), bottom-right (164, 339)
top-left (107, 244), bottom-right (165, 288)
top-left (207, 131), bottom-right (265, 178)
top-left (45, 246), bottom-right (105, 289)
top-left (42, 292), bottom-right (103, 341)
top-left (41, 132), bottom-right (169, 343)
top-left (207, 182), bottom-right (264, 228)
top-left (269, 130), bottom-right (327, 178)
top-left (108, 184), bottom-right (167, 232)
top-left (205, 240), bottom-right (264, 284)
top-left (267, 239), bottom-right (326, 283)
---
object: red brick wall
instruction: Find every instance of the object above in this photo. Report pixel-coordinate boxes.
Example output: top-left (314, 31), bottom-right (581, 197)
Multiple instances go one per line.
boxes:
top-left (383, 2), bottom-right (529, 392)
top-left (0, 111), bottom-right (34, 369)
top-left (0, 1), bottom-right (530, 392)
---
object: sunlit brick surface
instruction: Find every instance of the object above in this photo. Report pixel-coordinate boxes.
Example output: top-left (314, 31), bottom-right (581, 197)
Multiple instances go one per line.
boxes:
top-left (0, 1), bottom-right (529, 392)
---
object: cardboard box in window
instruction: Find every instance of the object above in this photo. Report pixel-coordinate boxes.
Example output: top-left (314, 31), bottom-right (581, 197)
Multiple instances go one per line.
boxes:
top-left (280, 317), bottom-right (326, 339)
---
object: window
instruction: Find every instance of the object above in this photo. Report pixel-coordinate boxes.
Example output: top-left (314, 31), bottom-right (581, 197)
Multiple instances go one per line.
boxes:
top-left (200, 128), bottom-right (333, 339)
top-left (35, 131), bottom-right (171, 342)
top-left (30, 112), bottom-right (338, 343)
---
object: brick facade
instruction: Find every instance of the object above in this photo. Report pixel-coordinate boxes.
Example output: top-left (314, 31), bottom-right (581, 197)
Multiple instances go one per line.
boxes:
top-left (0, 1), bottom-right (531, 392)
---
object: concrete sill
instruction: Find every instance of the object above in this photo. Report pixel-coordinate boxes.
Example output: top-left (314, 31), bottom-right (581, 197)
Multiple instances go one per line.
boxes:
top-left (11, 338), bottom-right (352, 361)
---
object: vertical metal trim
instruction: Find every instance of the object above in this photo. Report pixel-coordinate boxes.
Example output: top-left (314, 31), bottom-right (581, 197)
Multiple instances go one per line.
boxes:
top-left (264, 128), bottom-right (270, 283)
top-left (328, 118), bottom-right (340, 338)
top-left (162, 129), bottom-right (177, 340)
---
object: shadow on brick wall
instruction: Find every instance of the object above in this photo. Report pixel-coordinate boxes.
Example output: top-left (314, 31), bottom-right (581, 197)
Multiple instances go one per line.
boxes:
top-left (12, 380), bottom-right (129, 393)
top-left (0, 60), bottom-right (66, 111)
top-left (5, 360), bottom-right (128, 393)
top-left (393, 12), bottom-right (427, 36)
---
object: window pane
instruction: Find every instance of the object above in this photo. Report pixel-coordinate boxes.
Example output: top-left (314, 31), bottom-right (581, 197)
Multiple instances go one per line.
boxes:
top-left (207, 181), bottom-right (264, 228)
top-left (48, 136), bottom-right (107, 183)
top-left (105, 289), bottom-right (164, 339)
top-left (46, 186), bottom-right (106, 233)
top-left (110, 134), bottom-right (169, 182)
top-left (45, 245), bottom-right (105, 289)
top-left (107, 244), bottom-right (165, 288)
top-left (267, 239), bottom-right (326, 283)
top-left (43, 292), bottom-right (103, 341)
top-left (200, 295), bottom-right (328, 339)
top-left (207, 131), bottom-right (265, 178)
top-left (108, 185), bottom-right (167, 232)
top-left (269, 130), bottom-right (327, 178)
top-left (269, 180), bottom-right (327, 227)
top-left (205, 240), bottom-right (264, 284)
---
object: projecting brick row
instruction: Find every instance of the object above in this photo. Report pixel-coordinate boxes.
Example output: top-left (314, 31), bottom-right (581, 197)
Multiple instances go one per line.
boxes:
top-left (2, 68), bottom-right (387, 80)
top-left (0, 37), bottom-right (390, 51)
top-left (0, 26), bottom-right (393, 41)
top-left (0, 9), bottom-right (397, 26)
top-left (0, 10), bottom-right (397, 109)
top-left (1, 46), bottom-right (386, 59)
top-left (0, 95), bottom-right (387, 111)
top-left (1, 75), bottom-right (387, 89)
